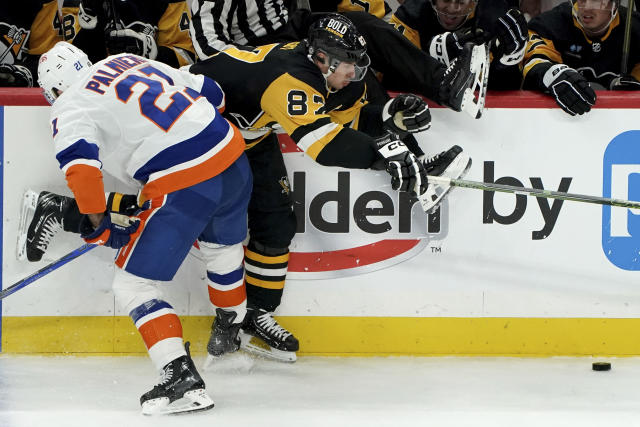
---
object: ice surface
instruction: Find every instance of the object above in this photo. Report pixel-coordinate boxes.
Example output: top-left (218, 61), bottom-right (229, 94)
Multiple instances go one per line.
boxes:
top-left (0, 354), bottom-right (639, 427)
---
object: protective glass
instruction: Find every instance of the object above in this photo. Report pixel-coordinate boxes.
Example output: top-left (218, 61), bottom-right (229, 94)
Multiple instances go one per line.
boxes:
top-left (330, 53), bottom-right (371, 82)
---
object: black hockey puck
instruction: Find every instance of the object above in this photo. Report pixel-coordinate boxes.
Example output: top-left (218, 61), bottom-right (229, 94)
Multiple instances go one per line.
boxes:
top-left (592, 362), bottom-right (611, 371)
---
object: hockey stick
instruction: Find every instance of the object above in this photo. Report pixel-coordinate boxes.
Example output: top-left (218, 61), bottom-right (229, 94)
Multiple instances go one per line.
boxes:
top-left (427, 175), bottom-right (640, 210)
top-left (621, 0), bottom-right (635, 73)
top-left (0, 243), bottom-right (96, 300)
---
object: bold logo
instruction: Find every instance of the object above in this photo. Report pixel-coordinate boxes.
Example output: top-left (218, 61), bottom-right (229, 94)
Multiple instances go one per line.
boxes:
top-left (602, 131), bottom-right (640, 270)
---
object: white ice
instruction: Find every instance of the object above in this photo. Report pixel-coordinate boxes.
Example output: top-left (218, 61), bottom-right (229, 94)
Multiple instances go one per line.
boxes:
top-left (0, 354), bottom-right (639, 427)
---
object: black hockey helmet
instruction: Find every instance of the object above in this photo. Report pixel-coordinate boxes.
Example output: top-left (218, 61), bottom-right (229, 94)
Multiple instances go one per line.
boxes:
top-left (307, 13), bottom-right (370, 81)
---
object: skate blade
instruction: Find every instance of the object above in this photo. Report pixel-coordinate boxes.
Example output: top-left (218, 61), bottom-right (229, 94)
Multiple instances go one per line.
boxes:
top-left (16, 190), bottom-right (39, 261)
top-left (141, 389), bottom-right (214, 416)
top-left (460, 44), bottom-right (490, 119)
top-left (239, 332), bottom-right (297, 363)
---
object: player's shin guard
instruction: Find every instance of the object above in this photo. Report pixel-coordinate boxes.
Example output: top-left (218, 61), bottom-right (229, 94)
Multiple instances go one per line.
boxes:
top-left (199, 242), bottom-right (246, 362)
top-left (113, 269), bottom-right (186, 370)
top-left (130, 298), bottom-right (186, 370)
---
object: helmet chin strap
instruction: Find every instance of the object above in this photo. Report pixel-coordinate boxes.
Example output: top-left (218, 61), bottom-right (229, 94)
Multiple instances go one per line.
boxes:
top-left (308, 51), bottom-right (339, 93)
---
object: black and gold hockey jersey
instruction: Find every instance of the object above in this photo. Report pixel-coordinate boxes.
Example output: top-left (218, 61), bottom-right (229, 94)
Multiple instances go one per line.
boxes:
top-left (189, 42), bottom-right (379, 168)
top-left (389, 0), bottom-right (476, 50)
top-left (388, 0), bottom-right (521, 89)
top-left (523, 3), bottom-right (640, 89)
top-left (76, 0), bottom-right (194, 66)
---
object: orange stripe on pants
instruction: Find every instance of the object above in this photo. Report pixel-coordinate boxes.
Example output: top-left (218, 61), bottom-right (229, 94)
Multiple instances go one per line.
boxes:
top-left (137, 313), bottom-right (183, 349)
top-left (208, 284), bottom-right (246, 308)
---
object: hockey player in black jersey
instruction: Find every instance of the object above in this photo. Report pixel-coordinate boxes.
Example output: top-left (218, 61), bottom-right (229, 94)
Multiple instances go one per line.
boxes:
top-left (388, 0), bottom-right (528, 90)
top-left (522, 0), bottom-right (640, 116)
top-left (186, 13), bottom-right (476, 363)
top-left (19, 14), bottom-right (481, 363)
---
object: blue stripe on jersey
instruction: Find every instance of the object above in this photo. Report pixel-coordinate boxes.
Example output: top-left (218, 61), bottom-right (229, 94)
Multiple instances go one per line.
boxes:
top-left (129, 299), bottom-right (173, 323)
top-left (200, 76), bottom-right (224, 109)
top-left (56, 139), bottom-right (100, 169)
top-left (207, 266), bottom-right (244, 286)
top-left (133, 114), bottom-right (231, 182)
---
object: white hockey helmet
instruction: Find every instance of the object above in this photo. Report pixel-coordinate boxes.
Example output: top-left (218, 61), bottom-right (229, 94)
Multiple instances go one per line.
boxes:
top-left (38, 41), bottom-right (92, 105)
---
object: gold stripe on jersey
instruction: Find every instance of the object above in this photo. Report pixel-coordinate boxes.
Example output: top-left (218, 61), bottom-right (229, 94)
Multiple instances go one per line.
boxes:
top-left (337, 0), bottom-right (387, 19)
top-left (523, 32), bottom-right (562, 79)
top-left (328, 84), bottom-right (368, 128)
top-left (261, 73), bottom-right (343, 160)
top-left (389, 14), bottom-right (421, 49)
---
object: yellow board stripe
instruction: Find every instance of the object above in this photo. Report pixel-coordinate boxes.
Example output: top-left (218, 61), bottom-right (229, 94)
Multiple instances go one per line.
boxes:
top-left (245, 276), bottom-right (286, 290)
top-left (245, 249), bottom-right (289, 264)
top-left (4, 316), bottom-right (640, 356)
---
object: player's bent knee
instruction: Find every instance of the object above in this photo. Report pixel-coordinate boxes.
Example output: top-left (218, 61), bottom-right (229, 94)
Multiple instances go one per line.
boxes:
top-left (112, 268), bottom-right (162, 314)
top-left (199, 241), bottom-right (244, 274)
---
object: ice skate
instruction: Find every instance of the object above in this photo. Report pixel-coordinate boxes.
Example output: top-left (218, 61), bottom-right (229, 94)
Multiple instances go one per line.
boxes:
top-left (203, 308), bottom-right (242, 370)
top-left (140, 343), bottom-right (214, 415)
top-left (239, 308), bottom-right (299, 363)
top-left (440, 43), bottom-right (490, 119)
top-left (419, 146), bottom-right (472, 214)
top-left (17, 190), bottom-right (70, 262)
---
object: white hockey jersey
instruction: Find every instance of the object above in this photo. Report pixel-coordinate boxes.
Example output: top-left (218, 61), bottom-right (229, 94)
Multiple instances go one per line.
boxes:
top-left (49, 53), bottom-right (244, 214)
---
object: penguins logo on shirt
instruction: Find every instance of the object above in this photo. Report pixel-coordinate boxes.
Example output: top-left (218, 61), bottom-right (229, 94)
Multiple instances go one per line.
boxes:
top-left (0, 23), bottom-right (31, 63)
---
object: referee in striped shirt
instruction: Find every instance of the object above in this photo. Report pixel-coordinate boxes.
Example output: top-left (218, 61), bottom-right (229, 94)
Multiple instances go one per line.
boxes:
top-left (189, 0), bottom-right (304, 59)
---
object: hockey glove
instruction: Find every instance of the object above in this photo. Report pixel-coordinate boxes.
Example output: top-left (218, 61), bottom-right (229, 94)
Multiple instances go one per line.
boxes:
top-left (543, 64), bottom-right (596, 116)
top-left (429, 27), bottom-right (486, 67)
top-left (0, 64), bottom-right (33, 87)
top-left (375, 133), bottom-right (428, 196)
top-left (80, 213), bottom-right (142, 249)
top-left (609, 75), bottom-right (640, 91)
top-left (494, 9), bottom-right (528, 66)
top-left (106, 22), bottom-right (158, 60)
top-left (382, 94), bottom-right (431, 136)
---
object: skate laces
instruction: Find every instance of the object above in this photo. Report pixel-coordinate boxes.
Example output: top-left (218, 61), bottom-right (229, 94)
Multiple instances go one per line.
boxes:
top-left (423, 150), bottom-right (446, 168)
top-left (156, 365), bottom-right (174, 387)
top-left (256, 312), bottom-right (292, 340)
top-left (35, 216), bottom-right (62, 251)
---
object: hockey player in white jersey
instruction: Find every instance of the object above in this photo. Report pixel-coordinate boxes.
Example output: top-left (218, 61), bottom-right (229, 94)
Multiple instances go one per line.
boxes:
top-left (37, 41), bottom-right (252, 415)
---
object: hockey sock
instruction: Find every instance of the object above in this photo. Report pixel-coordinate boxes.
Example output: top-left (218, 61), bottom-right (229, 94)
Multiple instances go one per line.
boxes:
top-left (207, 265), bottom-right (247, 323)
top-left (244, 242), bottom-right (289, 312)
top-left (129, 298), bottom-right (186, 370)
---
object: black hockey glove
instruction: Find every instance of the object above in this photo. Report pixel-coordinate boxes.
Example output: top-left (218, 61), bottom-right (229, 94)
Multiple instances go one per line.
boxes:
top-left (375, 132), bottom-right (428, 196)
top-left (429, 27), bottom-right (486, 67)
top-left (80, 213), bottom-right (142, 249)
top-left (543, 64), bottom-right (596, 116)
top-left (382, 94), bottom-right (431, 136)
top-left (0, 64), bottom-right (33, 87)
top-left (609, 75), bottom-right (640, 91)
top-left (494, 8), bottom-right (528, 66)
top-left (106, 22), bottom-right (158, 59)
